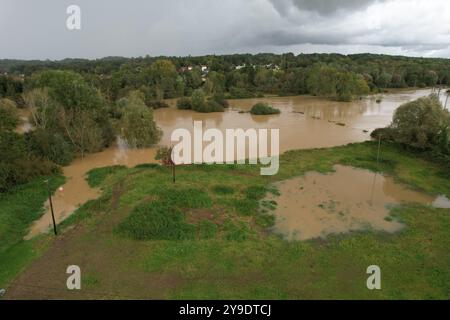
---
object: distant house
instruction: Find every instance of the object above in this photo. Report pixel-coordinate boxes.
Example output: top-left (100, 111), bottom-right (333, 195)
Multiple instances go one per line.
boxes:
top-left (179, 65), bottom-right (194, 73)
top-left (235, 64), bottom-right (246, 70)
top-left (265, 63), bottom-right (280, 70)
top-left (201, 65), bottom-right (209, 74)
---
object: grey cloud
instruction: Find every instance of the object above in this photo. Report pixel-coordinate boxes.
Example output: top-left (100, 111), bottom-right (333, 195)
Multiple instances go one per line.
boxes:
top-left (0, 0), bottom-right (449, 59)
top-left (269, 0), bottom-right (387, 16)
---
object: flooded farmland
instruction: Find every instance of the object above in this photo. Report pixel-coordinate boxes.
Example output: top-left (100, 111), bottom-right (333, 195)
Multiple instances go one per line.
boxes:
top-left (25, 88), bottom-right (447, 237)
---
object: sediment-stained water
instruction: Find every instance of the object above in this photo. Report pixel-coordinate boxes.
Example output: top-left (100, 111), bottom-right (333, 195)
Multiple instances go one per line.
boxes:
top-left (25, 89), bottom-right (446, 237)
top-left (25, 139), bottom-right (158, 238)
top-left (159, 89), bottom-right (443, 152)
top-left (266, 165), bottom-right (439, 241)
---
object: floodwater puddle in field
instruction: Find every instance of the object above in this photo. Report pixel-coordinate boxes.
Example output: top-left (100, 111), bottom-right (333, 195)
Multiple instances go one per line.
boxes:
top-left (266, 165), bottom-right (443, 241)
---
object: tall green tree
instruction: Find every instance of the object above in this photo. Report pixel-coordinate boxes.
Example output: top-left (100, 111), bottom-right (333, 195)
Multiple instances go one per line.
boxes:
top-left (0, 98), bottom-right (19, 132)
top-left (119, 91), bottom-right (162, 148)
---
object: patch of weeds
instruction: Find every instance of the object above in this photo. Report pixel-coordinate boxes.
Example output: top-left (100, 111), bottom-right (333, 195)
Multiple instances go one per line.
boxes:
top-left (160, 188), bottom-right (212, 208)
top-left (255, 213), bottom-right (276, 229)
top-left (83, 273), bottom-right (101, 288)
top-left (116, 202), bottom-right (196, 240)
top-left (223, 219), bottom-right (253, 241)
top-left (245, 185), bottom-right (267, 200)
top-left (261, 200), bottom-right (277, 210)
top-left (212, 185), bottom-right (235, 195)
top-left (267, 186), bottom-right (280, 196)
top-left (234, 199), bottom-right (258, 216)
top-left (198, 220), bottom-right (218, 239)
top-left (86, 166), bottom-right (127, 188)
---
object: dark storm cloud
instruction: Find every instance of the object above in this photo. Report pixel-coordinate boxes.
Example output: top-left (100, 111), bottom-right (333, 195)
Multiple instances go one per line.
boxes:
top-left (269, 0), bottom-right (386, 16)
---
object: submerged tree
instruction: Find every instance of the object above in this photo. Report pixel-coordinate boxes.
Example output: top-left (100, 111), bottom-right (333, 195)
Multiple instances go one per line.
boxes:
top-left (119, 91), bottom-right (162, 148)
top-left (372, 94), bottom-right (450, 156)
top-left (28, 70), bottom-right (115, 157)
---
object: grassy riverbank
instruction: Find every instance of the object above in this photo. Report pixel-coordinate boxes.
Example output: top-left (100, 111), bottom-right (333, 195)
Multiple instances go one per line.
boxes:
top-left (0, 175), bottom-right (65, 288)
top-left (3, 142), bottom-right (450, 299)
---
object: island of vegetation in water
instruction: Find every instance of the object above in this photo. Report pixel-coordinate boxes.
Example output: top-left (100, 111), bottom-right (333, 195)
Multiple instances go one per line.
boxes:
top-left (250, 102), bottom-right (281, 115)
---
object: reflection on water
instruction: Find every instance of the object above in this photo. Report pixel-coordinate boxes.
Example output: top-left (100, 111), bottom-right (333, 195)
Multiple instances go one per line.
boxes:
top-left (25, 89), bottom-right (446, 237)
top-left (266, 165), bottom-right (439, 241)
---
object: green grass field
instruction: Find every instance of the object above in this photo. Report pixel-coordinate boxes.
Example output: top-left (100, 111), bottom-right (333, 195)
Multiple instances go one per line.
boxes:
top-left (0, 175), bottom-right (65, 288)
top-left (2, 141), bottom-right (449, 299)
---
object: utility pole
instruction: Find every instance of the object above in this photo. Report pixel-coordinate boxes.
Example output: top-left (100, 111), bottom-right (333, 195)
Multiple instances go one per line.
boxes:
top-left (171, 147), bottom-right (176, 183)
top-left (45, 179), bottom-right (57, 235)
top-left (376, 134), bottom-right (382, 168)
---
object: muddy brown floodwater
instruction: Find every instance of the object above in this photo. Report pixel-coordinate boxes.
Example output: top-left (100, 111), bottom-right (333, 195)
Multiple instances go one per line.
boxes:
top-left (266, 165), bottom-right (445, 241)
top-left (25, 89), bottom-right (446, 237)
top-left (25, 140), bottom-right (158, 238)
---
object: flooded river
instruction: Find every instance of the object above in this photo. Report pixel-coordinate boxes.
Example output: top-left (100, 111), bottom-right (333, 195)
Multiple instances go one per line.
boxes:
top-left (26, 88), bottom-right (446, 237)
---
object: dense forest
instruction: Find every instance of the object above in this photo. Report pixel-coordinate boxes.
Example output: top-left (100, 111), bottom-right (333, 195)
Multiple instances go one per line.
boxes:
top-left (1, 53), bottom-right (450, 106)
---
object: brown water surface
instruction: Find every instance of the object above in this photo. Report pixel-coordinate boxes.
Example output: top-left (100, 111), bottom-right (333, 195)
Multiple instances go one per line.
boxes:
top-left (25, 140), bottom-right (158, 238)
top-left (266, 165), bottom-right (436, 241)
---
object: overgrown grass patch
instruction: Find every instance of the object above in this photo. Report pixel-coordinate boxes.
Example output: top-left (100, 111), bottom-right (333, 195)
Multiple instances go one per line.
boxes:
top-left (86, 166), bottom-right (127, 188)
top-left (0, 174), bottom-right (65, 287)
top-left (116, 202), bottom-right (196, 240)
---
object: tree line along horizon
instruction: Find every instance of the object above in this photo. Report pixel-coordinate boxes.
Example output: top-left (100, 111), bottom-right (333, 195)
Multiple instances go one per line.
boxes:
top-left (2, 52), bottom-right (450, 104)
top-left (0, 53), bottom-right (449, 192)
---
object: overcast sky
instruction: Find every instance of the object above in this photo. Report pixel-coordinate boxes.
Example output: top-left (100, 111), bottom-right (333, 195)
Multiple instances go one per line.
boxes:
top-left (1, 0), bottom-right (450, 60)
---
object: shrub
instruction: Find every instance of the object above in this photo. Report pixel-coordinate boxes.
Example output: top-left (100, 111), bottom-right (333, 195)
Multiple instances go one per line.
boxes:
top-left (245, 185), bottom-right (267, 200)
top-left (146, 100), bottom-right (169, 109)
top-left (189, 89), bottom-right (225, 113)
top-left (209, 95), bottom-right (229, 108)
top-left (191, 88), bottom-right (207, 111)
top-left (227, 87), bottom-right (254, 99)
top-left (370, 127), bottom-right (396, 141)
top-left (176, 97), bottom-right (192, 110)
top-left (372, 95), bottom-right (450, 156)
top-left (116, 202), bottom-right (196, 240)
top-left (0, 98), bottom-right (19, 132)
top-left (205, 100), bottom-right (224, 113)
top-left (159, 188), bottom-right (212, 208)
top-left (250, 103), bottom-right (280, 115)
top-left (25, 129), bottom-right (75, 166)
top-left (0, 157), bottom-right (59, 192)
